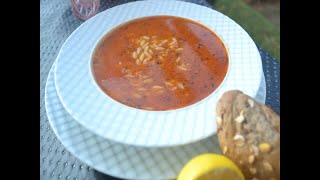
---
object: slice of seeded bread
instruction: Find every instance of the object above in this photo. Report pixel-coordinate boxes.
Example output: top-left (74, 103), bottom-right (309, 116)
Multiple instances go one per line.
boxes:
top-left (216, 90), bottom-right (280, 180)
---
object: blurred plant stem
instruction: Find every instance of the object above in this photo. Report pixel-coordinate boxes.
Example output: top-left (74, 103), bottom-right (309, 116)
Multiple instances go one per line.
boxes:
top-left (211, 0), bottom-right (280, 61)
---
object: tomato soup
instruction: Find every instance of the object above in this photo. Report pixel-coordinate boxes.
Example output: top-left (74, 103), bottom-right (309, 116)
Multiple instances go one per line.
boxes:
top-left (92, 16), bottom-right (229, 111)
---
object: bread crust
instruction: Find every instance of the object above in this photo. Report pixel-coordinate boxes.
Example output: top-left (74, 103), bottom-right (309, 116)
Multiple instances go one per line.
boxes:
top-left (216, 90), bottom-right (280, 180)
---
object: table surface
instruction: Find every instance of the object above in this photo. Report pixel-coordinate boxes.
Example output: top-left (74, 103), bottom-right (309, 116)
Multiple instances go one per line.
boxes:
top-left (40, 0), bottom-right (280, 179)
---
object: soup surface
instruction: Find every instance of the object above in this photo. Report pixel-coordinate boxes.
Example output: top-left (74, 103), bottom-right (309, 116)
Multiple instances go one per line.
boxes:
top-left (92, 16), bottom-right (229, 111)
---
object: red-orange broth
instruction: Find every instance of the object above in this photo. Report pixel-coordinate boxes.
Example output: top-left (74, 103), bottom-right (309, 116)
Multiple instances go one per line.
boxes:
top-left (92, 16), bottom-right (229, 111)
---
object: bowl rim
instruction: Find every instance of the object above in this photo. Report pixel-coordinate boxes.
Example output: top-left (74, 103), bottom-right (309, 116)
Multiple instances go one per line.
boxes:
top-left (54, 0), bottom-right (263, 147)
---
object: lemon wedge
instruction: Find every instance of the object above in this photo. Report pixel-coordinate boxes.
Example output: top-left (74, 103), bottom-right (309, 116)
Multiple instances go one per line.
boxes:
top-left (177, 153), bottom-right (245, 180)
